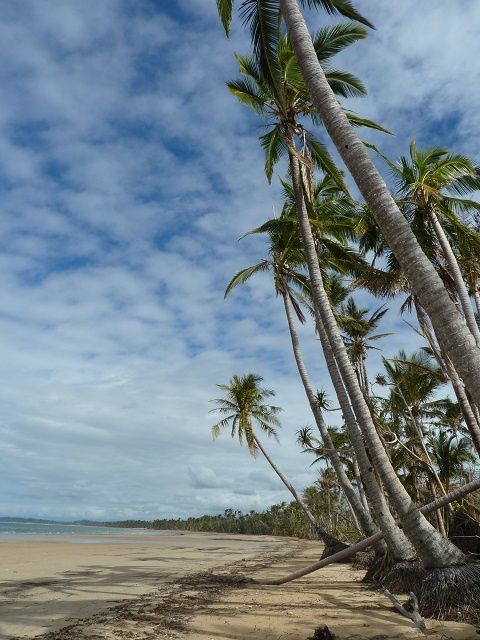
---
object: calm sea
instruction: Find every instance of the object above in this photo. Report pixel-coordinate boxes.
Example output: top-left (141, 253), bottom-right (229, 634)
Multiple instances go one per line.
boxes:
top-left (0, 521), bottom-right (175, 544)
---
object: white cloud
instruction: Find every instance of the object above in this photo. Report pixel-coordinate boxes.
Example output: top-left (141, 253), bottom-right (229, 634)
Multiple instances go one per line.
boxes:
top-left (0, 1), bottom-right (473, 520)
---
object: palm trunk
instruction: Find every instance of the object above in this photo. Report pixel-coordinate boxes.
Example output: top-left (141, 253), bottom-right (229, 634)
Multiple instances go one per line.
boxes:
top-left (313, 300), bottom-right (413, 560)
top-left (252, 433), bottom-right (340, 547)
top-left (287, 143), bottom-right (464, 568)
top-left (279, 0), bottom-right (480, 411)
top-left (281, 290), bottom-right (377, 538)
top-left (352, 457), bottom-right (370, 514)
top-left (261, 477), bottom-right (480, 586)
top-left (429, 210), bottom-right (480, 346)
top-left (285, 146), bottom-right (413, 560)
top-left (474, 289), bottom-right (480, 317)
top-left (415, 300), bottom-right (480, 457)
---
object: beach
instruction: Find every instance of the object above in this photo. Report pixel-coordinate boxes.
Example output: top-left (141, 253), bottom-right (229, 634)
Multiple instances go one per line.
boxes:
top-left (0, 531), bottom-right (478, 640)
top-left (0, 530), bottom-right (288, 639)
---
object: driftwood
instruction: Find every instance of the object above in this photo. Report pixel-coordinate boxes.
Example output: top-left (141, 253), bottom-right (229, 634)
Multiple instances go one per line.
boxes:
top-left (259, 477), bottom-right (480, 586)
top-left (383, 589), bottom-right (426, 632)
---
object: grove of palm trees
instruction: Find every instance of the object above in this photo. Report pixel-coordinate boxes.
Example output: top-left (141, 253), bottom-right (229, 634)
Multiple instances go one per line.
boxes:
top-left (210, 0), bottom-right (480, 625)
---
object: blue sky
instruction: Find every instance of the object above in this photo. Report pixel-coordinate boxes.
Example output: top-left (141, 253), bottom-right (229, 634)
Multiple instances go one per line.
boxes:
top-left (1, 1), bottom-right (479, 521)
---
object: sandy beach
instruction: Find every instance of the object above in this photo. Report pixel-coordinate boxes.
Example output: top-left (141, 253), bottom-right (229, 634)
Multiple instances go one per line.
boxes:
top-left (1, 532), bottom-right (478, 640)
top-left (0, 531), bottom-right (289, 639)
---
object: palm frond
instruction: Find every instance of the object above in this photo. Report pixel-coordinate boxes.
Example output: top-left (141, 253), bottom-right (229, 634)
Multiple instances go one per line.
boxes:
top-left (312, 23), bottom-right (367, 61)
top-left (226, 78), bottom-right (269, 113)
top-left (345, 111), bottom-right (393, 135)
top-left (216, 0), bottom-right (234, 36)
top-left (225, 261), bottom-right (271, 298)
top-left (260, 126), bottom-right (288, 182)
top-left (299, 0), bottom-right (375, 29)
top-left (325, 69), bottom-right (366, 98)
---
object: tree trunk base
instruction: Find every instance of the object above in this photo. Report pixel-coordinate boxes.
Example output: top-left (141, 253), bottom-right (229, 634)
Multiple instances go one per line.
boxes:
top-left (381, 561), bottom-right (480, 623)
top-left (320, 541), bottom-right (351, 563)
top-left (352, 550), bottom-right (375, 572)
top-left (361, 550), bottom-right (389, 583)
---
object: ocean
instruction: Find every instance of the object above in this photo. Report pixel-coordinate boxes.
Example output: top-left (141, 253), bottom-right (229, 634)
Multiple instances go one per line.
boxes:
top-left (0, 521), bottom-right (175, 543)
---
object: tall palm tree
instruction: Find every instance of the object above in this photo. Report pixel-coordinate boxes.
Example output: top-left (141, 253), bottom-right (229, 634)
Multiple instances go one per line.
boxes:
top-left (226, 187), bottom-right (412, 559)
top-left (222, 0), bottom-right (415, 563)
top-left (225, 204), bottom-right (379, 541)
top-left (210, 373), bottom-right (343, 547)
top-left (217, 0), bottom-right (480, 613)
top-left (278, 0), bottom-right (480, 415)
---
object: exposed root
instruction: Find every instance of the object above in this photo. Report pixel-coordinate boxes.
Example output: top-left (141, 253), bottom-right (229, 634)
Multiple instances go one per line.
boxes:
top-left (352, 550), bottom-right (375, 571)
top-left (382, 561), bottom-right (480, 623)
top-left (361, 551), bottom-right (390, 583)
top-left (320, 541), bottom-right (351, 563)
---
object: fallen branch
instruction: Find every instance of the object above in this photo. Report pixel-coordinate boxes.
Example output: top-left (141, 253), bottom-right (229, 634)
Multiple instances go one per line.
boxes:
top-left (383, 589), bottom-right (426, 632)
top-left (259, 478), bottom-right (480, 585)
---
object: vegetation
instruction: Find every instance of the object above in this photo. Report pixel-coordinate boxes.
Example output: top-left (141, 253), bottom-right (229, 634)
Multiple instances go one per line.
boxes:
top-left (211, 0), bottom-right (480, 624)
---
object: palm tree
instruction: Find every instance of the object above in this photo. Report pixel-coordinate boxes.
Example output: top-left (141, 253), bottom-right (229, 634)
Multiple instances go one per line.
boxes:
top-left (278, 0), bottom-right (480, 418)
top-left (336, 297), bottom-right (391, 394)
top-left (223, 1), bottom-right (414, 562)
top-left (224, 205), bottom-right (379, 542)
top-left (217, 0), bottom-right (480, 613)
top-left (430, 432), bottom-right (475, 495)
top-left (210, 373), bottom-right (343, 547)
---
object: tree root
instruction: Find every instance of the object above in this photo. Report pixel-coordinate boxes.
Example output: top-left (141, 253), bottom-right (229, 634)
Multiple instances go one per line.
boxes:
top-left (382, 561), bottom-right (480, 623)
top-left (320, 541), bottom-right (351, 563)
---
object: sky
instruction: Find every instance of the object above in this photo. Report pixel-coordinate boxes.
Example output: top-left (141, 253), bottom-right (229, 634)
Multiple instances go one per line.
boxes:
top-left (0, 0), bottom-right (479, 521)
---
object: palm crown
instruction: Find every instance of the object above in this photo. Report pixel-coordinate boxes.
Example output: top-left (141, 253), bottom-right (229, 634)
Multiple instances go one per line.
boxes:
top-left (210, 373), bottom-right (282, 455)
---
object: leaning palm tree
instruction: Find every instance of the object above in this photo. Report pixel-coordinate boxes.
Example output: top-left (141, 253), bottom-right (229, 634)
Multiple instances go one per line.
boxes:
top-left (225, 188), bottom-right (411, 559)
top-left (210, 373), bottom-right (344, 549)
top-left (277, 0), bottom-right (480, 417)
top-left (223, 1), bottom-right (415, 562)
top-left (218, 0), bottom-right (480, 617)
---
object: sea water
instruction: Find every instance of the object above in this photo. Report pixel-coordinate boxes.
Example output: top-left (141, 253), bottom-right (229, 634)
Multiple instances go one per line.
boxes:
top-left (0, 521), bottom-right (179, 543)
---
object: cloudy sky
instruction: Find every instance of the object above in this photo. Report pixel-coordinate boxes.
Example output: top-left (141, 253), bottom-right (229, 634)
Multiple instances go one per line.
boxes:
top-left (0, 1), bottom-right (478, 521)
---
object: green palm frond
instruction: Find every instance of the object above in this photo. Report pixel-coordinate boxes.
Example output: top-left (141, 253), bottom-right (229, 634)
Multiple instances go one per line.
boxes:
top-left (345, 111), bottom-right (393, 135)
top-left (239, 0), bottom-right (281, 89)
top-left (216, 0), bottom-right (234, 36)
top-left (312, 23), bottom-right (367, 61)
top-left (226, 78), bottom-right (269, 113)
top-left (299, 0), bottom-right (374, 29)
top-left (324, 70), bottom-right (366, 98)
top-left (224, 261), bottom-right (271, 298)
top-left (303, 131), bottom-right (346, 190)
top-left (260, 127), bottom-right (288, 182)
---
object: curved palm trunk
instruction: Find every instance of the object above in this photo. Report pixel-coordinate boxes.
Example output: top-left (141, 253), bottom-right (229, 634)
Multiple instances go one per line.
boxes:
top-left (429, 210), bottom-right (480, 346)
top-left (279, 0), bottom-right (480, 412)
top-left (287, 145), bottom-right (464, 568)
top-left (252, 433), bottom-right (340, 547)
top-left (281, 290), bottom-right (377, 539)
